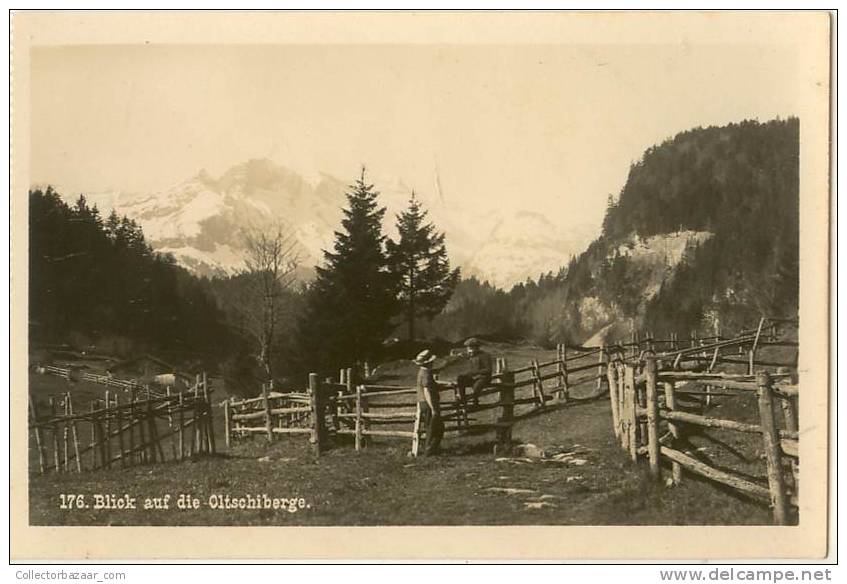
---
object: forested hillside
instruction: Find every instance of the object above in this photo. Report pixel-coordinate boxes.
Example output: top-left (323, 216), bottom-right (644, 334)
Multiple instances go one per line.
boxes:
top-left (28, 188), bottom-right (233, 362)
top-left (583, 117), bottom-right (798, 339)
top-left (29, 117), bottom-right (800, 379)
top-left (421, 118), bottom-right (799, 345)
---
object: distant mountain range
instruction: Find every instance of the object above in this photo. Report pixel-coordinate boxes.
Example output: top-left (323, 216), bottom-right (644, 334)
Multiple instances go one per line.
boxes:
top-left (49, 159), bottom-right (593, 289)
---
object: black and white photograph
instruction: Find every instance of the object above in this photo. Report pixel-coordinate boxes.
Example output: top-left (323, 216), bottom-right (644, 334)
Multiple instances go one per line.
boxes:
top-left (9, 9), bottom-right (833, 562)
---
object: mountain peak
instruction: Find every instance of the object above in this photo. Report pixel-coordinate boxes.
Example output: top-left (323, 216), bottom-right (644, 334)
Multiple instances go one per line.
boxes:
top-left (195, 168), bottom-right (215, 185)
top-left (48, 161), bottom-right (584, 288)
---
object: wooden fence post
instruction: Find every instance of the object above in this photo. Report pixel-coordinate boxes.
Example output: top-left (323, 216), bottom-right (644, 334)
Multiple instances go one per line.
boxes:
top-left (532, 359), bottom-right (545, 407)
top-left (309, 373), bottom-right (324, 456)
top-left (749, 318), bottom-right (765, 375)
top-left (559, 344), bottom-right (569, 402)
top-left (635, 367), bottom-right (648, 451)
top-left (757, 371), bottom-right (788, 525)
top-left (202, 373), bottom-right (215, 455)
top-left (262, 380), bottom-right (273, 442)
top-left (128, 389), bottom-right (136, 464)
top-left (538, 358), bottom-right (549, 406)
top-left (362, 382), bottom-right (371, 446)
top-left (778, 370), bottom-right (799, 434)
top-left (206, 403), bottom-right (216, 455)
top-left (62, 395), bottom-right (69, 472)
top-left (49, 398), bottom-right (60, 472)
top-left (618, 363), bottom-right (627, 450)
top-left (411, 401), bottom-right (422, 458)
top-left (104, 391), bottom-right (113, 468)
top-left (89, 401), bottom-right (97, 470)
top-left (596, 344), bottom-right (606, 394)
top-left (495, 369), bottom-right (515, 455)
top-left (28, 395), bottom-right (45, 474)
top-left (355, 384), bottom-right (363, 452)
top-left (115, 395), bottom-right (126, 469)
top-left (662, 380), bottom-right (682, 485)
top-left (165, 386), bottom-right (174, 424)
top-left (168, 391), bottom-right (178, 460)
top-left (775, 370), bottom-right (799, 503)
top-left (96, 411), bottom-right (108, 469)
top-left (620, 365), bottom-right (630, 452)
top-left (146, 397), bottom-right (157, 463)
top-left (531, 358), bottom-right (539, 402)
top-left (140, 391), bottom-right (150, 462)
top-left (340, 367), bottom-right (353, 433)
top-left (189, 386), bottom-right (198, 458)
top-left (70, 393), bottom-right (82, 470)
top-left (607, 359), bottom-right (621, 440)
top-left (224, 399), bottom-right (231, 449)
top-left (644, 356), bottom-right (660, 480)
top-left (178, 392), bottom-right (185, 460)
top-left (624, 365), bottom-right (638, 462)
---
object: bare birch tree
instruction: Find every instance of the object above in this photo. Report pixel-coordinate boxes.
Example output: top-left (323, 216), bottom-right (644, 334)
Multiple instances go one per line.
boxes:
top-left (241, 224), bottom-right (300, 380)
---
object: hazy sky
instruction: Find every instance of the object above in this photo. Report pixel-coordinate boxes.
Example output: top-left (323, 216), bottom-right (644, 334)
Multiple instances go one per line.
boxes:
top-left (31, 43), bottom-right (803, 230)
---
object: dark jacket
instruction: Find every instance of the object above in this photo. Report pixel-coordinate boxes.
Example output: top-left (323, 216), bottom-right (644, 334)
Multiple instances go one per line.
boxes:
top-left (468, 351), bottom-right (493, 379)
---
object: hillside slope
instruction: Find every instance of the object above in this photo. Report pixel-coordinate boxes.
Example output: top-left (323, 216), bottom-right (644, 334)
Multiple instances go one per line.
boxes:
top-left (524, 118), bottom-right (799, 343)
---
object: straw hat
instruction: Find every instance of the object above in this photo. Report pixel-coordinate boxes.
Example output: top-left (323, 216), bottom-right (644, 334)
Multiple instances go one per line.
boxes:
top-left (414, 349), bottom-right (437, 366)
top-left (463, 337), bottom-right (481, 348)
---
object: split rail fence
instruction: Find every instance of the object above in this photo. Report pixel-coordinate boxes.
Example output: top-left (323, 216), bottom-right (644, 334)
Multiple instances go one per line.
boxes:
top-left (28, 374), bottom-right (215, 474)
top-left (37, 363), bottom-right (181, 398)
top-left (225, 317), bottom-right (796, 460)
top-left (224, 344), bottom-right (609, 456)
top-left (606, 317), bottom-right (799, 525)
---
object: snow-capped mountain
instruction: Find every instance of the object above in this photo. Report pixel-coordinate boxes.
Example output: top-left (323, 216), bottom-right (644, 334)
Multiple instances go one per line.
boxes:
top-left (465, 211), bottom-right (594, 287)
top-left (50, 159), bottom-right (587, 288)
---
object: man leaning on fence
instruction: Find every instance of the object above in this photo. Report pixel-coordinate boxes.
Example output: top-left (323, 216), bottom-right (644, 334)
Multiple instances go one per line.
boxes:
top-left (414, 349), bottom-right (444, 456)
top-left (456, 338), bottom-right (493, 408)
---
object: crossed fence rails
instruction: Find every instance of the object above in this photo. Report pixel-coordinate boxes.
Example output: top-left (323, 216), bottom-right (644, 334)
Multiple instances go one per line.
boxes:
top-left (224, 343), bottom-right (614, 456)
top-left (606, 318), bottom-right (799, 525)
top-left (28, 374), bottom-right (215, 474)
top-left (37, 364), bottom-right (177, 398)
top-left (224, 318), bottom-right (797, 462)
top-left (30, 317), bottom-right (798, 488)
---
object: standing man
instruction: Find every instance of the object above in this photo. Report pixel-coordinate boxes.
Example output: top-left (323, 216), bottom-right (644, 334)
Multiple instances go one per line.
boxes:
top-left (414, 349), bottom-right (444, 456)
top-left (456, 338), bottom-right (493, 408)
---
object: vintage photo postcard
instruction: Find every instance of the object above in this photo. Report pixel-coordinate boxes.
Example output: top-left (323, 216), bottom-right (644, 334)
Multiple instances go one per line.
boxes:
top-left (9, 10), bottom-right (833, 561)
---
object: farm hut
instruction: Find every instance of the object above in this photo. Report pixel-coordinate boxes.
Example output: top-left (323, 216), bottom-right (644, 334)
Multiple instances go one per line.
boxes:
top-left (107, 354), bottom-right (192, 389)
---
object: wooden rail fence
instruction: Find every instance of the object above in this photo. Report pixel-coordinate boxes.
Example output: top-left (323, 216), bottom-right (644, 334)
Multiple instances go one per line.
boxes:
top-left (224, 345), bottom-right (611, 456)
top-left (28, 374), bottom-right (215, 474)
top-left (606, 320), bottom-right (799, 525)
top-left (223, 317), bottom-right (795, 459)
top-left (36, 361), bottom-right (196, 399)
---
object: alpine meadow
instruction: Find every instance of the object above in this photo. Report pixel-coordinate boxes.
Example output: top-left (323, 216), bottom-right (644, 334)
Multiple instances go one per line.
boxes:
top-left (27, 114), bottom-right (804, 529)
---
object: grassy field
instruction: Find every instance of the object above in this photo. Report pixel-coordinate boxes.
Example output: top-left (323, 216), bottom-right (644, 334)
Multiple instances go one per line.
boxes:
top-left (28, 343), bottom-right (779, 526)
top-left (28, 401), bottom-right (773, 526)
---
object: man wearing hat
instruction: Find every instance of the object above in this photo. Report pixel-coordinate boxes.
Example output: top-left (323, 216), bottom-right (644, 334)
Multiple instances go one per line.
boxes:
top-left (456, 337), bottom-right (493, 409)
top-left (414, 349), bottom-right (444, 456)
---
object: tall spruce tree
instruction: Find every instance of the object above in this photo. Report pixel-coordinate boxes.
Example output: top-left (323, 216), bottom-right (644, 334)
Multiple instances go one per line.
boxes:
top-left (297, 168), bottom-right (398, 372)
top-left (386, 192), bottom-right (460, 341)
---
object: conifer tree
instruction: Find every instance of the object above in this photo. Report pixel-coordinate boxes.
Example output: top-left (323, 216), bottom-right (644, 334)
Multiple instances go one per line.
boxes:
top-left (386, 192), bottom-right (460, 341)
top-left (298, 168), bottom-right (398, 372)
